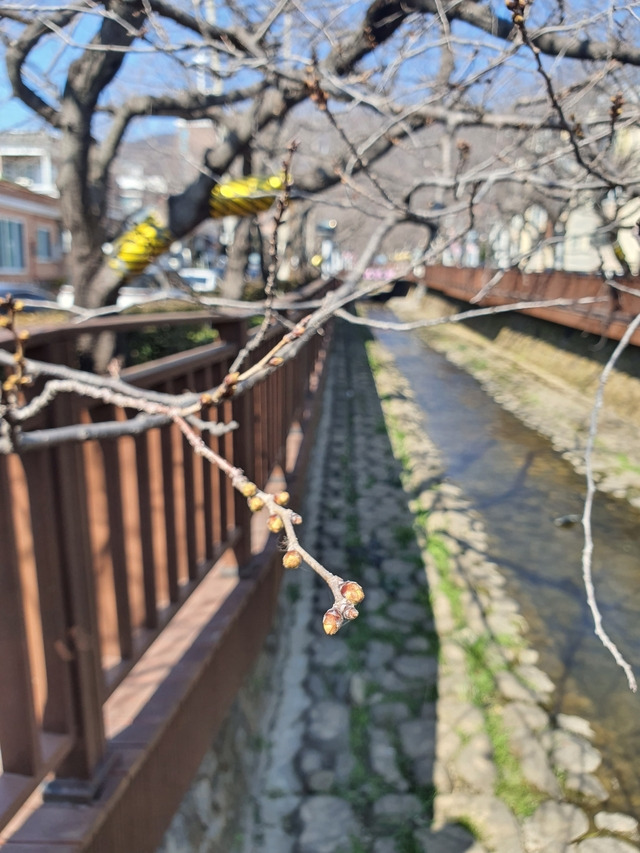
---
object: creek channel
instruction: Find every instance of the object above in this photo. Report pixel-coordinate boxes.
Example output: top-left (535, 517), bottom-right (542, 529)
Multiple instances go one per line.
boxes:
top-left (368, 308), bottom-right (640, 820)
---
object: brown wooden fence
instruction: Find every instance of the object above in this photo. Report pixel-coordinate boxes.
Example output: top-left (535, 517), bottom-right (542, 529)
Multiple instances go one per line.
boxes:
top-left (418, 264), bottom-right (640, 345)
top-left (0, 308), bottom-right (328, 851)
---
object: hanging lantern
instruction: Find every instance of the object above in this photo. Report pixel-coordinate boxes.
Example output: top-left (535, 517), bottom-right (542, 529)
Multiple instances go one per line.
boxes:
top-left (107, 209), bottom-right (173, 276)
top-left (209, 175), bottom-right (283, 219)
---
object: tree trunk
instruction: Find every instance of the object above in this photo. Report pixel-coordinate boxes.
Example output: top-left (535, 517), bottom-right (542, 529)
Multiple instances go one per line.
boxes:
top-left (221, 219), bottom-right (252, 300)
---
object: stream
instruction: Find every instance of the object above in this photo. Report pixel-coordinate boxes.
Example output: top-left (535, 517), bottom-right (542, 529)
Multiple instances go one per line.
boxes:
top-left (370, 309), bottom-right (640, 820)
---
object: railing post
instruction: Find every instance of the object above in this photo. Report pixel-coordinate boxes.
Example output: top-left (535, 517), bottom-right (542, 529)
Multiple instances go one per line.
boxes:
top-left (0, 456), bottom-right (42, 777)
top-left (219, 319), bottom-right (255, 575)
top-left (39, 342), bottom-right (108, 797)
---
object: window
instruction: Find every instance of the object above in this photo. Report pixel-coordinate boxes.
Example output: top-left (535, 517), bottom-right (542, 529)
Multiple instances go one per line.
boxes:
top-left (0, 219), bottom-right (25, 270)
top-left (36, 227), bottom-right (52, 260)
top-left (2, 155), bottom-right (41, 186)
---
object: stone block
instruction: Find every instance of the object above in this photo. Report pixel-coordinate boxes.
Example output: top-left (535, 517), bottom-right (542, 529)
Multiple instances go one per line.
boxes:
top-left (298, 796), bottom-right (360, 853)
top-left (523, 801), bottom-right (589, 852)
top-left (373, 793), bottom-right (423, 826)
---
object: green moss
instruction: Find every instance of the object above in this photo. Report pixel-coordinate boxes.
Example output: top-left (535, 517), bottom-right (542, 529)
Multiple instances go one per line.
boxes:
top-left (393, 824), bottom-right (421, 853)
top-left (615, 452), bottom-right (640, 475)
top-left (393, 524), bottom-right (417, 547)
top-left (487, 709), bottom-right (545, 818)
top-left (460, 634), bottom-right (543, 818)
top-left (427, 535), bottom-right (464, 626)
top-left (468, 356), bottom-right (488, 371)
top-left (453, 817), bottom-right (482, 839)
top-left (340, 704), bottom-right (395, 815)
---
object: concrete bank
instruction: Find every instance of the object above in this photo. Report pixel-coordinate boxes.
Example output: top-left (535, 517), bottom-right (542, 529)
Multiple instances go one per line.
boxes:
top-left (158, 320), bottom-right (639, 853)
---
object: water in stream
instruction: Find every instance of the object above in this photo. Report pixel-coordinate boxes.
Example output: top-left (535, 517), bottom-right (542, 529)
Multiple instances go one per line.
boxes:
top-left (370, 310), bottom-right (640, 820)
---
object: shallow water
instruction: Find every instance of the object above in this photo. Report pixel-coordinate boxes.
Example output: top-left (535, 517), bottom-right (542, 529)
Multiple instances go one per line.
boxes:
top-left (371, 311), bottom-right (640, 818)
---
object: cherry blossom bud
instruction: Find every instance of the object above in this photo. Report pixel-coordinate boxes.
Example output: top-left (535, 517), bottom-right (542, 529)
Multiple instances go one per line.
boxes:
top-left (248, 495), bottom-right (265, 512)
top-left (342, 605), bottom-right (359, 621)
top-left (323, 609), bottom-right (342, 635)
top-left (283, 550), bottom-right (302, 569)
top-left (267, 515), bottom-right (284, 533)
top-left (340, 581), bottom-right (365, 604)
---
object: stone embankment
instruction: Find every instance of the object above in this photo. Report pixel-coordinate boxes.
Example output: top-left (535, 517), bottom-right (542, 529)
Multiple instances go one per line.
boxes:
top-left (158, 320), bottom-right (639, 853)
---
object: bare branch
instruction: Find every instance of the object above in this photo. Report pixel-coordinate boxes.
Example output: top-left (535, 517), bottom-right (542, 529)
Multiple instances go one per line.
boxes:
top-left (581, 312), bottom-right (640, 693)
top-left (5, 7), bottom-right (78, 125)
top-left (337, 294), bottom-right (608, 331)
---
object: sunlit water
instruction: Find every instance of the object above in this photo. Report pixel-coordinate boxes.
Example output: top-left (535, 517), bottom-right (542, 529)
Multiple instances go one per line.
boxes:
top-left (370, 310), bottom-right (640, 818)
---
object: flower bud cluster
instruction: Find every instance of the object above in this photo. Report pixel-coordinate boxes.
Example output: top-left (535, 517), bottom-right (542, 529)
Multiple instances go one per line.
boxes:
top-left (505, 0), bottom-right (529, 26)
top-left (322, 581), bottom-right (365, 635)
top-left (1, 296), bottom-right (31, 400)
top-left (610, 93), bottom-right (624, 122)
top-left (235, 475), bottom-right (365, 636)
top-left (219, 371), bottom-right (239, 399)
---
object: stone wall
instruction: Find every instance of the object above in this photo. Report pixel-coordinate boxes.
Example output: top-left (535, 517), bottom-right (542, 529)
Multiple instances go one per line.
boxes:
top-left (155, 622), bottom-right (283, 853)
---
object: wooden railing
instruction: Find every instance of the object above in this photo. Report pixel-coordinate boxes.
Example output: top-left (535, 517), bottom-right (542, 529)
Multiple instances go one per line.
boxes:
top-left (0, 308), bottom-right (328, 850)
top-left (417, 264), bottom-right (640, 345)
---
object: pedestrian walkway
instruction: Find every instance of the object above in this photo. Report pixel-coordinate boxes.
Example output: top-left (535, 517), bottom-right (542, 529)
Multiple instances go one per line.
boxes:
top-left (232, 320), bottom-right (640, 853)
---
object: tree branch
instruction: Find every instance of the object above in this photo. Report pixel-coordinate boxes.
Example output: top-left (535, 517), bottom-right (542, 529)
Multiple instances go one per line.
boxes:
top-left (5, 7), bottom-right (77, 125)
top-left (581, 312), bottom-right (640, 693)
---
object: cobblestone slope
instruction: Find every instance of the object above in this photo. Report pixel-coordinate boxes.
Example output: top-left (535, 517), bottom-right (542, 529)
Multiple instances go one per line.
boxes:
top-left (231, 321), bottom-right (639, 853)
top-left (159, 320), bottom-right (639, 853)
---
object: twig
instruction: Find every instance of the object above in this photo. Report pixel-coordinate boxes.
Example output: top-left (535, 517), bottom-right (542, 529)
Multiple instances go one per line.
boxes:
top-left (581, 312), bottom-right (640, 693)
top-left (335, 295), bottom-right (608, 331)
top-left (173, 412), bottom-right (365, 633)
top-left (511, 2), bottom-right (616, 189)
top-left (12, 414), bottom-right (238, 452)
top-left (228, 140), bottom-right (298, 375)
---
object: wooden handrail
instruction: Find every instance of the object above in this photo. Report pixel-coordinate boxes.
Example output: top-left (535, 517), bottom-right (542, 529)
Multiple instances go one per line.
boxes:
top-left (416, 265), bottom-right (640, 345)
top-left (0, 308), bottom-right (329, 843)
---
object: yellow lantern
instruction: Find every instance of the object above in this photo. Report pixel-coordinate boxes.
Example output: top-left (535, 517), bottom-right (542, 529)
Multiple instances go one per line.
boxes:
top-left (209, 175), bottom-right (283, 219)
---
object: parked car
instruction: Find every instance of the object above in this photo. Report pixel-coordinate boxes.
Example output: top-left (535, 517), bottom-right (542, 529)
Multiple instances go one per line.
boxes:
top-left (179, 268), bottom-right (218, 293)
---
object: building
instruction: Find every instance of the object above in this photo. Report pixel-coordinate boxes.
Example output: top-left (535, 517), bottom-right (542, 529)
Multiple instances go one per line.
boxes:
top-left (0, 179), bottom-right (65, 288)
top-left (0, 130), bottom-right (59, 196)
